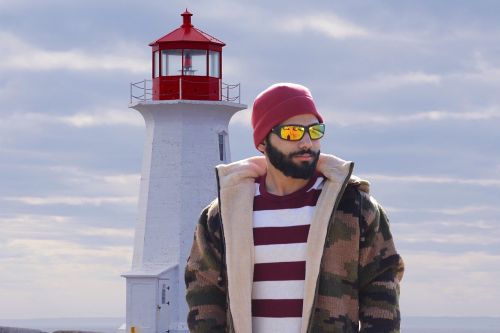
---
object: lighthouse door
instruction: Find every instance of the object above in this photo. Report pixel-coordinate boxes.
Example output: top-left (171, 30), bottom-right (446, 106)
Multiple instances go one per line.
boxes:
top-left (157, 279), bottom-right (171, 333)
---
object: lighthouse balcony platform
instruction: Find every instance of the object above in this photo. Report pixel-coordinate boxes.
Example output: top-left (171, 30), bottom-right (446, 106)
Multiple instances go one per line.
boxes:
top-left (130, 78), bottom-right (241, 104)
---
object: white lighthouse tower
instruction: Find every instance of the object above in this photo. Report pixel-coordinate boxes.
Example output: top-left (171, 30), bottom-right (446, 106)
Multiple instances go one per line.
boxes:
top-left (122, 10), bottom-right (246, 333)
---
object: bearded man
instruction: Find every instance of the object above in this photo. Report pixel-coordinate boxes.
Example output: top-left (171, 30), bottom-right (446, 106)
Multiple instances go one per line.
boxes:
top-left (185, 83), bottom-right (404, 333)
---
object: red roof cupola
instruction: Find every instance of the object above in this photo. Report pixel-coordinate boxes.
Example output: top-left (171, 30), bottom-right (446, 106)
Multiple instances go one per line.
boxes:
top-left (149, 10), bottom-right (225, 100)
top-left (181, 9), bottom-right (193, 28)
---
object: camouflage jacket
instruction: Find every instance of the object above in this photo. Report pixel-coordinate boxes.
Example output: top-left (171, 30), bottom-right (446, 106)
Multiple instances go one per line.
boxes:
top-left (185, 154), bottom-right (404, 333)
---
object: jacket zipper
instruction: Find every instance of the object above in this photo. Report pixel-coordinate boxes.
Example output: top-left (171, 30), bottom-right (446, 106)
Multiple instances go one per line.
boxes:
top-left (305, 162), bottom-right (354, 333)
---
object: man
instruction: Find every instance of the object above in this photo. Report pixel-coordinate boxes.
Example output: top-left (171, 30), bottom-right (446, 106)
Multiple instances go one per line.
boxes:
top-left (185, 83), bottom-right (404, 333)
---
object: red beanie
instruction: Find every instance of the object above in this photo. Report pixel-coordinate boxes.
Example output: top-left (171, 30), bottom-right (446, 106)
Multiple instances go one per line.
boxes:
top-left (251, 83), bottom-right (323, 148)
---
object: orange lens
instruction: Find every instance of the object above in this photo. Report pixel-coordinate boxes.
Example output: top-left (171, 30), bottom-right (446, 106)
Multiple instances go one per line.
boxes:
top-left (280, 126), bottom-right (305, 140)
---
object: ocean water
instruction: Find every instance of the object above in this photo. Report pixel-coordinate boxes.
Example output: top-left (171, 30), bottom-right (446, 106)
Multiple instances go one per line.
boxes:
top-left (0, 317), bottom-right (124, 333)
top-left (1, 316), bottom-right (499, 332)
top-left (402, 316), bottom-right (500, 333)
top-left (404, 330), bottom-right (499, 333)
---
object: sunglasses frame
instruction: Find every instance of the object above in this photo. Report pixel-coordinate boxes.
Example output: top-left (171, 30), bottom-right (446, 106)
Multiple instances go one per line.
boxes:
top-left (271, 123), bottom-right (325, 141)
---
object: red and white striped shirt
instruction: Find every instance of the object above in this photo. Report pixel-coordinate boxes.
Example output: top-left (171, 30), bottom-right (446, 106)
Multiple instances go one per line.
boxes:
top-left (252, 172), bottom-right (325, 333)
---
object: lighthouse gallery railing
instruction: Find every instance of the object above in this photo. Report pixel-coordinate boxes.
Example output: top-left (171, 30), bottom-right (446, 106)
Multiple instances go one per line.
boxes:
top-left (130, 79), bottom-right (241, 103)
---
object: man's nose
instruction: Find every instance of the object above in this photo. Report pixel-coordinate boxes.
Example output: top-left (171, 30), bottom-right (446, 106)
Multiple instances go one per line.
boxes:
top-left (298, 131), bottom-right (313, 149)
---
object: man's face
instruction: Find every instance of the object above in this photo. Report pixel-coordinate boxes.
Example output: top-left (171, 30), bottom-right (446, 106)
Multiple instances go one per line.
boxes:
top-left (261, 114), bottom-right (321, 179)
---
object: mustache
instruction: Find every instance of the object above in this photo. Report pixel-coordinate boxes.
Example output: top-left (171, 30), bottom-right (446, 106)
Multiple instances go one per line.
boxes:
top-left (289, 149), bottom-right (320, 158)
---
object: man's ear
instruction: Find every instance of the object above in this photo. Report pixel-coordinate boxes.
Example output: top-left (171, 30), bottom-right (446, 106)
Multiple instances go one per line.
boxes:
top-left (257, 142), bottom-right (266, 154)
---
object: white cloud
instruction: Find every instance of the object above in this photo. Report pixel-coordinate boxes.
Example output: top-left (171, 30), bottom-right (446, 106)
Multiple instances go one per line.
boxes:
top-left (78, 227), bottom-right (133, 238)
top-left (220, 55), bottom-right (247, 81)
top-left (276, 13), bottom-right (369, 39)
top-left (386, 205), bottom-right (500, 216)
top-left (331, 108), bottom-right (500, 126)
top-left (0, 237), bottom-right (131, 318)
top-left (0, 214), bottom-right (134, 240)
top-left (99, 173), bottom-right (141, 186)
top-left (368, 71), bottom-right (442, 89)
top-left (396, 219), bottom-right (497, 230)
top-left (455, 51), bottom-right (500, 83)
top-left (401, 232), bottom-right (498, 245)
top-left (334, 70), bottom-right (442, 96)
top-left (393, 220), bottom-right (500, 245)
top-left (401, 251), bottom-right (500, 316)
top-left (2, 196), bottom-right (137, 206)
top-left (229, 108), bottom-right (251, 126)
top-left (60, 109), bottom-right (143, 127)
top-left (0, 214), bottom-right (134, 262)
top-left (348, 54), bottom-right (500, 95)
top-left (0, 0), bottom-right (64, 9)
top-left (0, 164), bottom-right (140, 200)
top-left (45, 166), bottom-right (141, 195)
top-left (232, 105), bottom-right (500, 128)
top-left (0, 109), bottom-right (143, 135)
top-left (441, 205), bottom-right (500, 215)
top-left (0, 214), bottom-right (70, 245)
top-left (195, 0), bottom-right (265, 25)
top-left (0, 32), bottom-right (148, 73)
top-left (361, 173), bottom-right (500, 187)
top-left (0, 0), bottom-right (26, 8)
top-left (7, 239), bottom-right (131, 255)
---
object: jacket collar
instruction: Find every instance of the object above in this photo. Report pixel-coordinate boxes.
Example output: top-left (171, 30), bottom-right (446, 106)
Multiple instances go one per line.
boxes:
top-left (216, 153), bottom-right (358, 187)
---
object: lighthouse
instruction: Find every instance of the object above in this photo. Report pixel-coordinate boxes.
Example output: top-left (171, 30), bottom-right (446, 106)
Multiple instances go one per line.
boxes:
top-left (122, 10), bottom-right (246, 333)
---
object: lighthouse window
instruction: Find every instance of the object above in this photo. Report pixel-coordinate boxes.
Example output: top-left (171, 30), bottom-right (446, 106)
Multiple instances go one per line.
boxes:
top-left (183, 49), bottom-right (207, 76)
top-left (154, 51), bottom-right (160, 78)
top-left (209, 51), bottom-right (220, 78)
top-left (161, 49), bottom-right (182, 76)
top-left (218, 132), bottom-right (227, 162)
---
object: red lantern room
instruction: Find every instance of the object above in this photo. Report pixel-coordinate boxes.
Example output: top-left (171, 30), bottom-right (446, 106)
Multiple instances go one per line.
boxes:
top-left (149, 10), bottom-right (225, 101)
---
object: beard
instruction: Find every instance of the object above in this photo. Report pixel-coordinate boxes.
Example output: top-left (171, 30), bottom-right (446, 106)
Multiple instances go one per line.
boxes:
top-left (265, 137), bottom-right (320, 180)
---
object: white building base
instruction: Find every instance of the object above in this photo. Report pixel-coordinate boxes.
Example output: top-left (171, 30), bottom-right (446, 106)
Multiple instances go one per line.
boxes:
top-left (123, 265), bottom-right (184, 333)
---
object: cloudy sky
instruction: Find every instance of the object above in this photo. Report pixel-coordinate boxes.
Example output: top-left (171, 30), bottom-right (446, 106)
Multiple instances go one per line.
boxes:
top-left (1, 0), bottom-right (500, 320)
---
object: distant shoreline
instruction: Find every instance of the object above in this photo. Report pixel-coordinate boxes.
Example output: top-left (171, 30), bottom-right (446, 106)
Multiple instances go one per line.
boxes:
top-left (1, 316), bottom-right (499, 332)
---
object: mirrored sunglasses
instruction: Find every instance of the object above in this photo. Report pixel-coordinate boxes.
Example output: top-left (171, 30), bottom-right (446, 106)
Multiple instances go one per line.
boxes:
top-left (271, 123), bottom-right (325, 141)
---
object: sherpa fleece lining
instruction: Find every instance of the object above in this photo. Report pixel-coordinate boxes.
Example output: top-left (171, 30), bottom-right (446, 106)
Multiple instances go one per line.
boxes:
top-left (215, 154), bottom-right (357, 333)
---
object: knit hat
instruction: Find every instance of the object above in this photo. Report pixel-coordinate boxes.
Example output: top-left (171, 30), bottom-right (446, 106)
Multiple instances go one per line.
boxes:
top-left (251, 83), bottom-right (324, 148)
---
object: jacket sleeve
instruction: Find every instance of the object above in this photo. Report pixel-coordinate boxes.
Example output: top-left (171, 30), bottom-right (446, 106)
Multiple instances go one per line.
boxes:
top-left (185, 203), bottom-right (227, 333)
top-left (358, 195), bottom-right (405, 333)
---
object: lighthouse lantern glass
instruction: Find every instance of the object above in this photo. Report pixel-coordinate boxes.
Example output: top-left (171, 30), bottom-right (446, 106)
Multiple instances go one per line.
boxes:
top-left (183, 49), bottom-right (207, 76)
top-left (161, 49), bottom-right (182, 76)
top-left (209, 51), bottom-right (220, 78)
top-left (154, 51), bottom-right (160, 78)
